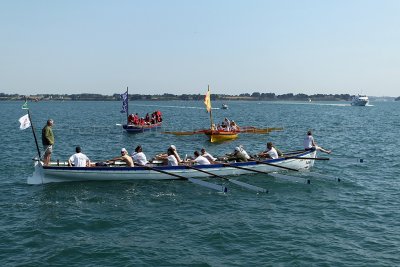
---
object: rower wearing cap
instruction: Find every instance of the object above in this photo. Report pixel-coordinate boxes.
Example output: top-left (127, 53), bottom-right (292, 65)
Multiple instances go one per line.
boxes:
top-left (154, 145), bottom-right (184, 165)
top-left (227, 146), bottom-right (251, 162)
top-left (108, 148), bottom-right (134, 167)
top-left (169, 144), bottom-right (183, 163)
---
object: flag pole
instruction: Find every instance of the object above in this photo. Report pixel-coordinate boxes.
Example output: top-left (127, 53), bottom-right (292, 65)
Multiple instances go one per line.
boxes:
top-left (126, 86), bottom-right (129, 124)
top-left (25, 98), bottom-right (41, 158)
top-left (208, 85), bottom-right (214, 130)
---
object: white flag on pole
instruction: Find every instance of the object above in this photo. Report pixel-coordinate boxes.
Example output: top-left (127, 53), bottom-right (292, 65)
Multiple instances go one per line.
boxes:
top-left (19, 114), bottom-right (31, 130)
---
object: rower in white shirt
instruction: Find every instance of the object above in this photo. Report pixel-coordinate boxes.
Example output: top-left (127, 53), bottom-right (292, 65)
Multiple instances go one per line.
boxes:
top-left (68, 146), bottom-right (90, 167)
top-left (200, 148), bottom-right (217, 162)
top-left (131, 145), bottom-right (148, 165)
top-left (258, 142), bottom-right (279, 159)
top-left (167, 148), bottom-right (179, 166)
top-left (193, 151), bottom-right (211, 165)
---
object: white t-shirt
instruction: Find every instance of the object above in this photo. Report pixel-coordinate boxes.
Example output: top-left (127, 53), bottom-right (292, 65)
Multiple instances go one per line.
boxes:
top-left (167, 155), bottom-right (178, 166)
top-left (266, 147), bottom-right (279, 159)
top-left (240, 148), bottom-right (251, 159)
top-left (131, 152), bottom-right (148, 165)
top-left (304, 135), bottom-right (314, 149)
top-left (194, 155), bottom-right (211, 165)
top-left (202, 152), bottom-right (217, 161)
top-left (69, 152), bottom-right (89, 167)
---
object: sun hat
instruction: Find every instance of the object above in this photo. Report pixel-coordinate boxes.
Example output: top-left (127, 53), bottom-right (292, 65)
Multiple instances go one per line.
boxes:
top-left (121, 148), bottom-right (127, 153)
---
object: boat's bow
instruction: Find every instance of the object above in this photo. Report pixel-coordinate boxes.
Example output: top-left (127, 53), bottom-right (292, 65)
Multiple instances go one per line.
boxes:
top-left (28, 160), bottom-right (45, 185)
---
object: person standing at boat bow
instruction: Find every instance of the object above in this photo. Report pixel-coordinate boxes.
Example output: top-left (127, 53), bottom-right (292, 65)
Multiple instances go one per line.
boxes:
top-left (41, 119), bottom-right (54, 166)
top-left (304, 130), bottom-right (331, 154)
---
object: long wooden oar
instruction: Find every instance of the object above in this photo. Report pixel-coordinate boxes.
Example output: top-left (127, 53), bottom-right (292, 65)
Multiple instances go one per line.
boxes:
top-left (269, 173), bottom-right (311, 184)
top-left (301, 171), bottom-right (341, 182)
top-left (185, 165), bottom-right (268, 193)
top-left (328, 157), bottom-right (364, 163)
top-left (222, 163), bottom-right (309, 184)
top-left (283, 156), bottom-right (330, 161)
top-left (240, 127), bottom-right (284, 134)
top-left (162, 130), bottom-right (205, 135)
top-left (222, 163), bottom-right (273, 175)
top-left (255, 160), bottom-right (299, 172)
top-left (139, 164), bottom-right (227, 192)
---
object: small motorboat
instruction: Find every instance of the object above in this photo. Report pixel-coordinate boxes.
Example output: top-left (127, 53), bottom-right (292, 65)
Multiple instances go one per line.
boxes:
top-left (221, 104), bottom-right (229, 109)
top-left (351, 95), bottom-right (369, 106)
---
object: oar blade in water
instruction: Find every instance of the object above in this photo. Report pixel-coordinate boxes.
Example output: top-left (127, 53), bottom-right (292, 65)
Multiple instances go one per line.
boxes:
top-left (270, 173), bottom-right (310, 184)
top-left (228, 179), bottom-right (268, 193)
top-left (188, 178), bottom-right (228, 192)
top-left (301, 171), bottom-right (341, 182)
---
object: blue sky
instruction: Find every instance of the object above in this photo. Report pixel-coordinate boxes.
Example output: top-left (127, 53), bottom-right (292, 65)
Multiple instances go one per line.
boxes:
top-left (1, 0), bottom-right (399, 96)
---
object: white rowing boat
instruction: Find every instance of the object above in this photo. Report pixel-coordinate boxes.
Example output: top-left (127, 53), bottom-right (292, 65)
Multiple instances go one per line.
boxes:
top-left (28, 150), bottom-right (317, 185)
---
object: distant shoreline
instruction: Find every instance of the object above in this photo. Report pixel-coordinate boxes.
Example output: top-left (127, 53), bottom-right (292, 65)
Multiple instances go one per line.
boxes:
top-left (0, 93), bottom-right (398, 102)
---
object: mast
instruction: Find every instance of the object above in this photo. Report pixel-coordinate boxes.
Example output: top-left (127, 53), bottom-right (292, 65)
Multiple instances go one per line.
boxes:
top-left (208, 85), bottom-right (214, 130)
top-left (25, 97), bottom-right (41, 158)
top-left (126, 86), bottom-right (129, 124)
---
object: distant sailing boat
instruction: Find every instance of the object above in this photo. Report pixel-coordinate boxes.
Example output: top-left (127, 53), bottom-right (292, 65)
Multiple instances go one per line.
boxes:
top-left (203, 86), bottom-right (238, 143)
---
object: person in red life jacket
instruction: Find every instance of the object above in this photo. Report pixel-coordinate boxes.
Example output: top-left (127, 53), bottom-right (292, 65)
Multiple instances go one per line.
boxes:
top-left (128, 114), bottom-right (135, 124)
top-left (155, 110), bottom-right (162, 122)
top-left (133, 113), bottom-right (139, 125)
top-left (145, 113), bottom-right (150, 123)
top-left (151, 112), bottom-right (156, 124)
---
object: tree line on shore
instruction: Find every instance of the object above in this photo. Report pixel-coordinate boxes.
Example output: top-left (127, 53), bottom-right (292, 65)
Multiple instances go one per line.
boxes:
top-left (0, 92), bottom-right (361, 101)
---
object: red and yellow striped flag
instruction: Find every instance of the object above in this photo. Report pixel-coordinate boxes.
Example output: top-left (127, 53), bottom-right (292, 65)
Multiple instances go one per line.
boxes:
top-left (204, 88), bottom-right (211, 113)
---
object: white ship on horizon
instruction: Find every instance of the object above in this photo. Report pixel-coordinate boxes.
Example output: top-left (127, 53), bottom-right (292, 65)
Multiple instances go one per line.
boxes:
top-left (351, 94), bottom-right (369, 106)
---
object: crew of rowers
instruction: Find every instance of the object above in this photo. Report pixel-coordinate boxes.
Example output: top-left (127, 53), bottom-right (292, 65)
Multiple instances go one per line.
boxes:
top-left (212, 117), bottom-right (240, 132)
top-left (66, 130), bottom-right (330, 168)
top-left (127, 110), bottom-right (162, 125)
top-left (66, 142), bottom-right (282, 168)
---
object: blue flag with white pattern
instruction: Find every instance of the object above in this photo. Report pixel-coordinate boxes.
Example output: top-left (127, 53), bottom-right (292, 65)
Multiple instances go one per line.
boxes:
top-left (120, 91), bottom-right (128, 113)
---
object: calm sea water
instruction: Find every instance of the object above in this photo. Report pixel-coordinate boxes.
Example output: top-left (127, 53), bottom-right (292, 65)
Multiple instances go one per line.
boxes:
top-left (1, 100), bottom-right (399, 266)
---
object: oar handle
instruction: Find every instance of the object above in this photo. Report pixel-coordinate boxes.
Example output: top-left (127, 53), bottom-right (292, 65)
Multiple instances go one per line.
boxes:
top-left (222, 163), bottom-right (269, 174)
top-left (139, 164), bottom-right (228, 192)
top-left (140, 164), bottom-right (187, 180)
top-left (185, 165), bottom-right (226, 180)
top-left (186, 165), bottom-right (268, 193)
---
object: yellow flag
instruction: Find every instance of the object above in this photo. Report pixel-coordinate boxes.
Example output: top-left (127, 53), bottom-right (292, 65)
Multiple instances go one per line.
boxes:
top-left (204, 88), bottom-right (211, 113)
